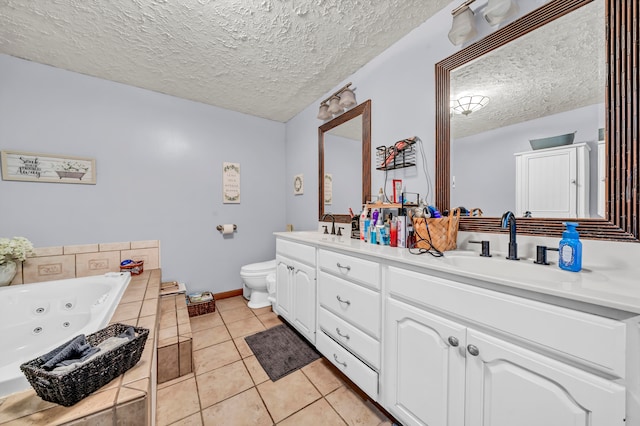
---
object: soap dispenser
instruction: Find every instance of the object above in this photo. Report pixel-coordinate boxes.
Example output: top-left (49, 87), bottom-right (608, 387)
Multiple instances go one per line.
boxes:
top-left (558, 222), bottom-right (582, 272)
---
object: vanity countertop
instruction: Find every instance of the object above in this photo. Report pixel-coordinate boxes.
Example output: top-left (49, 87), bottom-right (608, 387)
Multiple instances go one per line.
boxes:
top-left (274, 231), bottom-right (640, 316)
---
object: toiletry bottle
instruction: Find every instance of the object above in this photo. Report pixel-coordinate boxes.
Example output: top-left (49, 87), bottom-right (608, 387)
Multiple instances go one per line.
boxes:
top-left (376, 224), bottom-right (385, 245)
top-left (371, 209), bottom-right (379, 228)
top-left (390, 218), bottom-right (398, 247)
top-left (359, 206), bottom-right (369, 240)
top-left (401, 215), bottom-right (408, 248)
top-left (558, 222), bottom-right (582, 272)
top-left (377, 187), bottom-right (384, 203)
top-left (363, 219), bottom-right (370, 242)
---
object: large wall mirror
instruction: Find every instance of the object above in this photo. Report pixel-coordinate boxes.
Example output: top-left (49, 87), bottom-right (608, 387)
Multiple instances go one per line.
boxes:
top-left (435, 0), bottom-right (639, 241)
top-left (319, 99), bottom-right (371, 223)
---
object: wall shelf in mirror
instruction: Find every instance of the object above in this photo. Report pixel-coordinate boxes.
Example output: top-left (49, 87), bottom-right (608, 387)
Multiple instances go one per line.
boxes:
top-left (434, 0), bottom-right (639, 242)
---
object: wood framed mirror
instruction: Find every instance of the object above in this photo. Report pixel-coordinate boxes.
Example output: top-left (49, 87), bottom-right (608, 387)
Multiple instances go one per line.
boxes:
top-left (319, 99), bottom-right (371, 223)
top-left (435, 0), bottom-right (638, 241)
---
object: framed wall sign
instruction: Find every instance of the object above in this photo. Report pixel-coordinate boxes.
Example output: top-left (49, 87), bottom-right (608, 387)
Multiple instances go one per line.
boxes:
top-left (324, 173), bottom-right (332, 204)
top-left (1, 151), bottom-right (96, 184)
top-left (222, 162), bottom-right (241, 203)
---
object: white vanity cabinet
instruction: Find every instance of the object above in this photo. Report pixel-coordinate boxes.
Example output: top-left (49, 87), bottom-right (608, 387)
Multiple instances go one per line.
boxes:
top-left (316, 249), bottom-right (381, 400)
top-left (515, 143), bottom-right (590, 218)
top-left (275, 239), bottom-right (316, 344)
top-left (384, 266), bottom-right (626, 426)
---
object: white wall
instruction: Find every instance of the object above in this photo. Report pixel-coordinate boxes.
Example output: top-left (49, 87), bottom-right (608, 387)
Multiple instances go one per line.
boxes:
top-left (0, 54), bottom-right (286, 294)
top-left (452, 104), bottom-right (604, 217)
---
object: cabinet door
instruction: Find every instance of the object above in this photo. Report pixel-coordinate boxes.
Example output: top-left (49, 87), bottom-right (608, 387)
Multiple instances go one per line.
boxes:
top-left (274, 258), bottom-right (292, 321)
top-left (384, 299), bottom-right (466, 426)
top-left (516, 148), bottom-right (577, 218)
top-left (465, 329), bottom-right (625, 426)
top-left (293, 261), bottom-right (316, 343)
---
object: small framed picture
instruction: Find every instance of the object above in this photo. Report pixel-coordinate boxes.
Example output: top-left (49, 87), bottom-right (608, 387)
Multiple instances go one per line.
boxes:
top-left (393, 179), bottom-right (403, 203)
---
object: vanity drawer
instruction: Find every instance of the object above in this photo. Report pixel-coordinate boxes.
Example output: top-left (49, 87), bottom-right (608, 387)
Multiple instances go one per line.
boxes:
top-left (318, 307), bottom-right (380, 369)
top-left (318, 249), bottom-right (380, 290)
top-left (276, 239), bottom-right (315, 266)
top-left (316, 331), bottom-right (378, 401)
top-left (318, 271), bottom-right (381, 338)
top-left (388, 266), bottom-right (627, 378)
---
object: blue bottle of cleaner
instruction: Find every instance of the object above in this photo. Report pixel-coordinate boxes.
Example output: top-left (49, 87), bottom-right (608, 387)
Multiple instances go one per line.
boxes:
top-left (559, 222), bottom-right (582, 272)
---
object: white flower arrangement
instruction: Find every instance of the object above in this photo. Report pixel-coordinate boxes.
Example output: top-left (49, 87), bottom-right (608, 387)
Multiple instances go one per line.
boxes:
top-left (54, 160), bottom-right (89, 172)
top-left (0, 237), bottom-right (35, 264)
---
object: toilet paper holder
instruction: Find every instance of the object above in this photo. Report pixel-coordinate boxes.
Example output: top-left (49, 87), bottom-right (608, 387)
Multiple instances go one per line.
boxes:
top-left (216, 224), bottom-right (237, 232)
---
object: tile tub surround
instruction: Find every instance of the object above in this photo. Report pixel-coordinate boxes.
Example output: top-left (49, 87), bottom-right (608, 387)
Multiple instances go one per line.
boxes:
top-left (157, 294), bottom-right (193, 384)
top-left (8, 240), bottom-right (160, 285)
top-left (0, 269), bottom-right (161, 425)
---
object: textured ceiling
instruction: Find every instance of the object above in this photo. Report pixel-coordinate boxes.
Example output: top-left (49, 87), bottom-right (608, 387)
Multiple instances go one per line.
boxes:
top-left (0, 0), bottom-right (451, 122)
top-left (451, 0), bottom-right (605, 138)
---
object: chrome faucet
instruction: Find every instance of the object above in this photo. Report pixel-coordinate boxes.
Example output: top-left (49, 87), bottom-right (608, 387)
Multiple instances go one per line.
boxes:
top-left (321, 213), bottom-right (336, 235)
top-left (501, 211), bottom-right (519, 260)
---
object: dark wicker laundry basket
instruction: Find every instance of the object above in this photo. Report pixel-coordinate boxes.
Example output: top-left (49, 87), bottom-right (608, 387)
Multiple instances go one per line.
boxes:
top-left (20, 323), bottom-right (149, 407)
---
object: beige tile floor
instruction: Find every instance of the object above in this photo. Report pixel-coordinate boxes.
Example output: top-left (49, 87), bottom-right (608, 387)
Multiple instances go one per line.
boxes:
top-left (157, 296), bottom-right (394, 426)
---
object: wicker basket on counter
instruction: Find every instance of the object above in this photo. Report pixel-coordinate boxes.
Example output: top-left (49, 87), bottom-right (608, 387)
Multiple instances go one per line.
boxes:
top-left (20, 323), bottom-right (149, 406)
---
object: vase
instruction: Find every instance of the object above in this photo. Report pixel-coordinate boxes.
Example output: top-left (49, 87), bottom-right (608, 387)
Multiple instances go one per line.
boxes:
top-left (0, 260), bottom-right (17, 286)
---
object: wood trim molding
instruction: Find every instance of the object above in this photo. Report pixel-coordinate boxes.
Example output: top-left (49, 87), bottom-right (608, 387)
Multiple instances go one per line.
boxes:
top-left (319, 99), bottom-right (372, 224)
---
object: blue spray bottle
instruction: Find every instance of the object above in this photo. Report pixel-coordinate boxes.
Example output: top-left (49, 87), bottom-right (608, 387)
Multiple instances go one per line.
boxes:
top-left (558, 222), bottom-right (582, 272)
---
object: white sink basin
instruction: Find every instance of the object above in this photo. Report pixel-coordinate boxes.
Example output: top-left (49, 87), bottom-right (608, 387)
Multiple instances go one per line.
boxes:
top-left (440, 253), bottom-right (591, 284)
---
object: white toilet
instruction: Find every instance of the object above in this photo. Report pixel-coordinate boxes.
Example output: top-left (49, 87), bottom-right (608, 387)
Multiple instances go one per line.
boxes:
top-left (240, 259), bottom-right (277, 309)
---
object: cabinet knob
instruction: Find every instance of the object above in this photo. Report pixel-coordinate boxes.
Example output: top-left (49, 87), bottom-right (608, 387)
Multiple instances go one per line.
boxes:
top-left (336, 328), bottom-right (350, 340)
top-left (336, 295), bottom-right (351, 306)
top-left (447, 336), bottom-right (459, 347)
top-left (333, 353), bottom-right (347, 368)
top-left (336, 263), bottom-right (351, 271)
top-left (287, 265), bottom-right (294, 271)
top-left (467, 344), bottom-right (480, 356)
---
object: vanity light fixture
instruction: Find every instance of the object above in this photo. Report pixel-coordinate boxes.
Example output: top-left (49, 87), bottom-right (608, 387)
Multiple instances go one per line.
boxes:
top-left (317, 102), bottom-right (332, 120)
top-left (448, 0), bottom-right (478, 46)
top-left (448, 0), bottom-right (519, 45)
top-left (450, 95), bottom-right (490, 115)
top-left (316, 82), bottom-right (357, 120)
top-left (484, 0), bottom-right (518, 26)
top-left (327, 96), bottom-right (344, 115)
top-left (338, 87), bottom-right (357, 108)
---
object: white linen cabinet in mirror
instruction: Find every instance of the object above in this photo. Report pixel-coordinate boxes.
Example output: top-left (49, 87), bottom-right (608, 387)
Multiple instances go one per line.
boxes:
top-left (514, 143), bottom-right (590, 218)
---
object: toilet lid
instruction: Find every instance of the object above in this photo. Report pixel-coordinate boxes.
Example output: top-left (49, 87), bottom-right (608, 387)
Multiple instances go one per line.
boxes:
top-left (241, 259), bottom-right (276, 274)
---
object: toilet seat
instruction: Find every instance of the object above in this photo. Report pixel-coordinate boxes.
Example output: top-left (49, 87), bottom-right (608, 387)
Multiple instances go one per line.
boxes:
top-left (240, 259), bottom-right (277, 276)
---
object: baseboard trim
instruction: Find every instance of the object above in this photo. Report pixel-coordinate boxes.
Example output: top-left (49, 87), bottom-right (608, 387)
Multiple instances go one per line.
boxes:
top-left (213, 288), bottom-right (243, 300)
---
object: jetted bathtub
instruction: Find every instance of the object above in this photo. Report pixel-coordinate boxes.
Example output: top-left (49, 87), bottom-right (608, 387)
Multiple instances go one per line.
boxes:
top-left (0, 272), bottom-right (132, 398)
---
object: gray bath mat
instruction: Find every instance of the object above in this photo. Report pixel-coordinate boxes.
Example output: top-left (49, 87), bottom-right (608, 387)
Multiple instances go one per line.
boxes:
top-left (244, 323), bottom-right (320, 381)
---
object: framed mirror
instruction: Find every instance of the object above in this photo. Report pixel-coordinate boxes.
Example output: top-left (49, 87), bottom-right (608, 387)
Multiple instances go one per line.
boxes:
top-left (435, 0), bottom-right (639, 241)
top-left (319, 99), bottom-right (371, 223)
